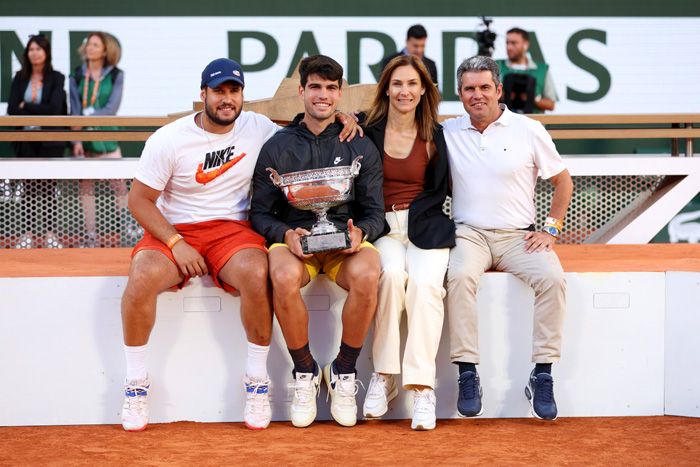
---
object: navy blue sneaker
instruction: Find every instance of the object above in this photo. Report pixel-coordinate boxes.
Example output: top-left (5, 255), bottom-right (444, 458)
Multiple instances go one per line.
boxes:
top-left (457, 371), bottom-right (483, 417)
top-left (525, 369), bottom-right (558, 420)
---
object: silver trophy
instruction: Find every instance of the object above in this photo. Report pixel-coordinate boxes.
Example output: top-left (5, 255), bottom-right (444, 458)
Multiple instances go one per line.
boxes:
top-left (267, 156), bottom-right (363, 254)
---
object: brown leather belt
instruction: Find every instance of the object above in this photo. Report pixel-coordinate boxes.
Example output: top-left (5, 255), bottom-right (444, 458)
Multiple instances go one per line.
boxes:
top-left (390, 202), bottom-right (411, 212)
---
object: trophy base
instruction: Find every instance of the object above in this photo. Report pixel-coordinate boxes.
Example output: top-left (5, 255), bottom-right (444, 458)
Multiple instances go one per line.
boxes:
top-left (301, 231), bottom-right (351, 254)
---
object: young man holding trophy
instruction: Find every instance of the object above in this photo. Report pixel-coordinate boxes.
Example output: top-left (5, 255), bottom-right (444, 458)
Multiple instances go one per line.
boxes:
top-left (250, 55), bottom-right (385, 428)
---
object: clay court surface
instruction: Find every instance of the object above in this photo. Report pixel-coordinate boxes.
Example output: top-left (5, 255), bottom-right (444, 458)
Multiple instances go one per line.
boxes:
top-left (1, 416), bottom-right (698, 465)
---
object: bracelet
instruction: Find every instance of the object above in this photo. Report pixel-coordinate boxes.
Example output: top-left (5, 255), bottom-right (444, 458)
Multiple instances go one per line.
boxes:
top-left (165, 233), bottom-right (184, 250)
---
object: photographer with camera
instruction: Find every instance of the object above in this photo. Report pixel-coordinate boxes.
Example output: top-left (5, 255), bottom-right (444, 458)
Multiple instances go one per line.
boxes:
top-left (496, 28), bottom-right (558, 113)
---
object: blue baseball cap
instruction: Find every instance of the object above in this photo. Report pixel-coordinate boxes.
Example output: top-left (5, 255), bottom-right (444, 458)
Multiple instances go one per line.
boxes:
top-left (200, 58), bottom-right (245, 89)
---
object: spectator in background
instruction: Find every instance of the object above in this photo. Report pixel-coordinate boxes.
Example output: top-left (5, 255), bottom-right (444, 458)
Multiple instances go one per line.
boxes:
top-left (69, 31), bottom-right (128, 247)
top-left (382, 25), bottom-right (438, 87)
top-left (362, 55), bottom-right (454, 431)
top-left (496, 28), bottom-right (558, 113)
top-left (7, 33), bottom-right (68, 249)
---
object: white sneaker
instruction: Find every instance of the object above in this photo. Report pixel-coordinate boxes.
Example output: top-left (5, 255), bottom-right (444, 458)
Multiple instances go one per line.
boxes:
top-left (243, 375), bottom-right (272, 430)
top-left (363, 372), bottom-right (398, 418)
top-left (121, 377), bottom-right (150, 432)
top-left (411, 388), bottom-right (437, 431)
top-left (323, 363), bottom-right (359, 427)
top-left (289, 367), bottom-right (320, 428)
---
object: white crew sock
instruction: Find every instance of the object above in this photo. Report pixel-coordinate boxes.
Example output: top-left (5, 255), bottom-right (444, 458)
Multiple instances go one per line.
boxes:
top-left (124, 344), bottom-right (148, 382)
top-left (246, 342), bottom-right (270, 380)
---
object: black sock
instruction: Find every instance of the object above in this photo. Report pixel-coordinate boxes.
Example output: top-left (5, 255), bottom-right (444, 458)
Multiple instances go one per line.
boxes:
top-left (535, 363), bottom-right (552, 375)
top-left (334, 341), bottom-right (362, 375)
top-left (288, 343), bottom-right (315, 375)
top-left (457, 362), bottom-right (477, 375)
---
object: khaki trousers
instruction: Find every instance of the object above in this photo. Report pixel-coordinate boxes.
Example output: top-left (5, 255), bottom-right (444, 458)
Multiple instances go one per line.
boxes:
top-left (447, 224), bottom-right (566, 364)
top-left (372, 210), bottom-right (450, 388)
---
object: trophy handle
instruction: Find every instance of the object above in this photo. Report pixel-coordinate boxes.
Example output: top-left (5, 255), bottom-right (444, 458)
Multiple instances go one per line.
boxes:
top-left (267, 168), bottom-right (282, 187)
top-left (350, 156), bottom-right (363, 177)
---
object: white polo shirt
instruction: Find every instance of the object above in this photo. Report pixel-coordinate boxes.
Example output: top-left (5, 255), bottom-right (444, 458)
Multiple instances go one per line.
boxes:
top-left (442, 104), bottom-right (566, 229)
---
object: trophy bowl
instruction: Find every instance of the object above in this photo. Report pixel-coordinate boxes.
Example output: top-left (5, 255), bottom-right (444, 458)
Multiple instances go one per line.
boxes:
top-left (268, 156), bottom-right (363, 253)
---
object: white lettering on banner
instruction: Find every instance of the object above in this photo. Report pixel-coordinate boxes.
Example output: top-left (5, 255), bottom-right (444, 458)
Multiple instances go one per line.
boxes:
top-left (1, 17), bottom-right (699, 115)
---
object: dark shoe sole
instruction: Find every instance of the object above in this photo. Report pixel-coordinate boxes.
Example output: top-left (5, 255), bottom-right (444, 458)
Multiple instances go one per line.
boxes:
top-left (456, 407), bottom-right (484, 418)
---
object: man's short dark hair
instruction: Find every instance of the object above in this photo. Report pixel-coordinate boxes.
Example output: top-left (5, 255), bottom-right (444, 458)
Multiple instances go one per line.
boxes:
top-left (507, 27), bottom-right (529, 42)
top-left (299, 55), bottom-right (344, 88)
top-left (407, 24), bottom-right (428, 40)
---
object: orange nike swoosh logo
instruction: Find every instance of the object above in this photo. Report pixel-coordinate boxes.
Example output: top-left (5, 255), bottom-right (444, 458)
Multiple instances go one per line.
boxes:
top-left (195, 152), bottom-right (247, 185)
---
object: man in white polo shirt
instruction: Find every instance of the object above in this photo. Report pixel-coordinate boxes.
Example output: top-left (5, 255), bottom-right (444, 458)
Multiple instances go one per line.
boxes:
top-left (442, 55), bottom-right (573, 421)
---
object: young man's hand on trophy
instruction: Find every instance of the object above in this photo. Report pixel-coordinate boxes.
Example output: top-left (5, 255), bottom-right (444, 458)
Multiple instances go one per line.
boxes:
top-left (340, 219), bottom-right (364, 255)
top-left (284, 227), bottom-right (314, 259)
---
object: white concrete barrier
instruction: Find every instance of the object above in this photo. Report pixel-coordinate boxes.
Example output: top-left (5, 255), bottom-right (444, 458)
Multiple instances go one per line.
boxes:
top-left (2, 269), bottom-right (694, 426)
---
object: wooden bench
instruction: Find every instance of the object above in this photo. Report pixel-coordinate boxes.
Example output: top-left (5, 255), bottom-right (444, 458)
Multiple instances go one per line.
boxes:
top-left (1, 114), bottom-right (699, 156)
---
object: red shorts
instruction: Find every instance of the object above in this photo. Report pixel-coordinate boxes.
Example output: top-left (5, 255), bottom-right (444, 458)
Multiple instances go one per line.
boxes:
top-left (131, 219), bottom-right (266, 292)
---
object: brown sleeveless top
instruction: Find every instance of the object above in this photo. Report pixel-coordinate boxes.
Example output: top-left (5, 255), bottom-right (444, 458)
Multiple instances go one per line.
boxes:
top-left (383, 136), bottom-right (429, 212)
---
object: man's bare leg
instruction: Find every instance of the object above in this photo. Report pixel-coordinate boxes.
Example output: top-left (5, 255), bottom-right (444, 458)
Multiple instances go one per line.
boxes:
top-left (324, 247), bottom-right (381, 427)
top-left (120, 249), bottom-right (182, 431)
top-left (335, 247), bottom-right (381, 349)
top-left (268, 246), bottom-right (311, 352)
top-left (218, 247), bottom-right (273, 347)
top-left (218, 246), bottom-right (276, 430)
top-left (122, 250), bottom-right (182, 347)
top-left (268, 246), bottom-right (319, 428)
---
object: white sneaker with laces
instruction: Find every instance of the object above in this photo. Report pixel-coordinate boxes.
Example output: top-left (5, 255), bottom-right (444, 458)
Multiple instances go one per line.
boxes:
top-left (289, 368), bottom-right (320, 428)
top-left (411, 388), bottom-right (437, 431)
top-left (243, 375), bottom-right (272, 430)
top-left (121, 377), bottom-right (150, 432)
top-left (363, 372), bottom-right (398, 418)
top-left (323, 363), bottom-right (359, 427)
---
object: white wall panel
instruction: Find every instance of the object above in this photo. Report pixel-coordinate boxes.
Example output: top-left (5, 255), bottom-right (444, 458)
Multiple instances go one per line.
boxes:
top-left (0, 271), bottom-right (673, 426)
top-left (665, 272), bottom-right (700, 417)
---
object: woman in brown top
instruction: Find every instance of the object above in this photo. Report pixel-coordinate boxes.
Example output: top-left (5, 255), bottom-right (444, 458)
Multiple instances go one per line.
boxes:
top-left (362, 55), bottom-right (455, 430)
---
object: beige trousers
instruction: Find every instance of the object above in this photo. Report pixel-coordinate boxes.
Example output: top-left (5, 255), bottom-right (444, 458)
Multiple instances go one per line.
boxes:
top-left (372, 210), bottom-right (450, 388)
top-left (446, 224), bottom-right (566, 364)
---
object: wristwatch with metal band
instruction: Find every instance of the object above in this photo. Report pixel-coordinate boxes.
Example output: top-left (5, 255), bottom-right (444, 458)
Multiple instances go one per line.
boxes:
top-left (542, 225), bottom-right (560, 238)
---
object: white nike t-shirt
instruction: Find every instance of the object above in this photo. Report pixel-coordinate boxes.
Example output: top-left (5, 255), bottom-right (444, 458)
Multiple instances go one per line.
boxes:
top-left (135, 111), bottom-right (279, 224)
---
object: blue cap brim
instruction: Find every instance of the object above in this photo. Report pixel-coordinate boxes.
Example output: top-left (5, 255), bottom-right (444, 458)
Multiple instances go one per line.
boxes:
top-left (206, 76), bottom-right (245, 88)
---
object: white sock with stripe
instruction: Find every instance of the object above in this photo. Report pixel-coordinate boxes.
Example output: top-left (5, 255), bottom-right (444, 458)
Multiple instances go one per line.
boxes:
top-left (246, 342), bottom-right (270, 380)
top-left (124, 344), bottom-right (148, 382)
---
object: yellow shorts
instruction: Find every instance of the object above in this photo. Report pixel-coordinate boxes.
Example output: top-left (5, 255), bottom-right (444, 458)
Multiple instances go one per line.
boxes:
top-left (269, 241), bottom-right (376, 283)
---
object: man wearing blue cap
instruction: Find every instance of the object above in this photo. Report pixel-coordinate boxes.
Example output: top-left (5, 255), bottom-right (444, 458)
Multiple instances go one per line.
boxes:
top-left (119, 58), bottom-right (360, 432)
